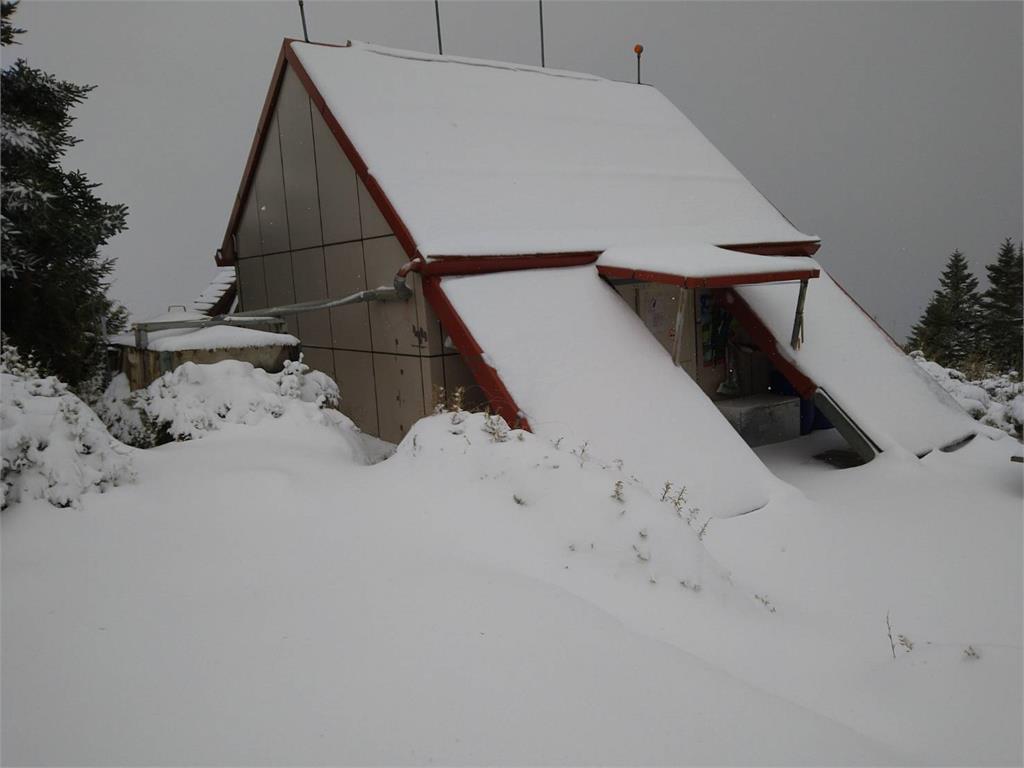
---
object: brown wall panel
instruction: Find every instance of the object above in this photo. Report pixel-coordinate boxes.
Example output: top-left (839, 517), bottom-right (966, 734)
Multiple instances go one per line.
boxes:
top-left (236, 193), bottom-right (262, 259)
top-left (237, 256), bottom-right (268, 311)
top-left (357, 178), bottom-right (393, 240)
top-left (420, 356), bottom-right (445, 415)
top-left (364, 236), bottom-right (422, 356)
top-left (301, 345), bottom-right (335, 379)
top-left (278, 66), bottom-right (322, 252)
top-left (291, 246), bottom-right (332, 348)
top-left (324, 242), bottom-right (371, 351)
top-left (372, 352), bottom-right (425, 444)
top-left (253, 113), bottom-right (291, 255)
top-left (263, 251), bottom-right (296, 307)
top-left (334, 349), bottom-right (379, 436)
top-left (412, 274), bottom-right (444, 356)
top-left (312, 106), bottom-right (362, 245)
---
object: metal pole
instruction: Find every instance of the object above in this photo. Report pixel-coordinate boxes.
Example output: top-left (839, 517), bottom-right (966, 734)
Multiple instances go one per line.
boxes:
top-left (790, 279), bottom-right (808, 349)
top-left (634, 43), bottom-right (644, 84)
top-left (298, 0), bottom-right (309, 42)
top-left (435, 0), bottom-right (443, 55)
top-left (539, 0), bottom-right (545, 67)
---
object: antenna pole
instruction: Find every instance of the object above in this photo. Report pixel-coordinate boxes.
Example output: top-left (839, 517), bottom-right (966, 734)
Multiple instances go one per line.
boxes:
top-left (298, 0), bottom-right (309, 43)
top-left (539, 0), bottom-right (545, 67)
top-left (435, 0), bottom-right (443, 55)
top-left (634, 43), bottom-right (644, 84)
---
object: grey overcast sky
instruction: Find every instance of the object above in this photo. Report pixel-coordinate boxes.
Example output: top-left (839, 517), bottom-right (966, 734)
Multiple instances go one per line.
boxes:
top-left (8, 0), bottom-right (1022, 341)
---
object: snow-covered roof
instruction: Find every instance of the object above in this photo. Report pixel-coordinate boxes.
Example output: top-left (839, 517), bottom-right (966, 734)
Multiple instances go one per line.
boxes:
top-left (290, 41), bottom-right (817, 259)
top-left (597, 244), bottom-right (820, 285)
top-left (191, 267), bottom-right (237, 314)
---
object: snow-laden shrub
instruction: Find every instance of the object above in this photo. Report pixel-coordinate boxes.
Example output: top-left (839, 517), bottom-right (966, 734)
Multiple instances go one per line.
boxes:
top-left (911, 351), bottom-right (1023, 438)
top-left (98, 357), bottom-right (354, 446)
top-left (1, 341), bottom-right (135, 509)
top-left (93, 372), bottom-right (160, 448)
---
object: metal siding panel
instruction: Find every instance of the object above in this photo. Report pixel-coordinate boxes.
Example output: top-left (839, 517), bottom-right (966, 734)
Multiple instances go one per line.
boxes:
top-left (413, 274), bottom-right (444, 356)
top-left (357, 178), bottom-right (392, 239)
top-left (291, 246), bottom-right (332, 348)
top-left (278, 66), bottom-right (323, 251)
top-left (420, 356), bottom-right (445, 414)
top-left (237, 256), bottom-right (268, 311)
top-left (301, 345), bottom-right (335, 380)
top-left (311, 105), bottom-right (362, 245)
top-left (334, 349), bottom-right (379, 436)
top-left (263, 251), bottom-right (296, 308)
top-left (254, 112), bottom-right (291, 255)
top-left (236, 192), bottom-right (262, 259)
top-left (324, 242), bottom-right (371, 352)
top-left (364, 236), bottom-right (422, 356)
top-left (372, 352), bottom-right (425, 444)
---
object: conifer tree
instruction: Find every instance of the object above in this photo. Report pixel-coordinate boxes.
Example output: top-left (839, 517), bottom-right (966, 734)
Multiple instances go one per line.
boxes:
top-left (1, 0), bottom-right (128, 388)
top-left (980, 238), bottom-right (1023, 374)
top-left (907, 250), bottom-right (982, 368)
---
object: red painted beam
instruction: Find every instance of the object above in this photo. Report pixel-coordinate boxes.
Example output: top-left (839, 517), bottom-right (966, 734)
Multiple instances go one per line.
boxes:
top-left (421, 275), bottom-right (531, 432)
top-left (721, 240), bottom-right (821, 257)
top-left (596, 265), bottom-right (820, 288)
top-left (420, 252), bottom-right (599, 277)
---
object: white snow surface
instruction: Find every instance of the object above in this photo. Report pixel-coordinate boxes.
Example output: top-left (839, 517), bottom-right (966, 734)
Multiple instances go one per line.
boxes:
top-left (598, 243), bottom-right (820, 280)
top-left (291, 41), bottom-right (816, 258)
top-left (110, 310), bottom-right (298, 352)
top-left (912, 352), bottom-right (1023, 438)
top-left (439, 265), bottom-right (780, 517)
top-left (2, 397), bottom-right (1020, 765)
top-left (735, 270), bottom-right (981, 455)
top-left (145, 325), bottom-right (298, 352)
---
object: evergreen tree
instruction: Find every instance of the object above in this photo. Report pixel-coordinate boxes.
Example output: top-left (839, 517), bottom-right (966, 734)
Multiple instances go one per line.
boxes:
top-left (1, 0), bottom-right (128, 388)
top-left (907, 250), bottom-right (982, 368)
top-left (980, 238), bottom-right (1023, 374)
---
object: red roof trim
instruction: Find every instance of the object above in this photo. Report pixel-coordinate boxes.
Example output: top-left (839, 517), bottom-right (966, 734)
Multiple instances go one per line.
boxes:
top-left (420, 252), bottom-right (599, 276)
top-left (421, 275), bottom-right (531, 431)
top-left (596, 265), bottom-right (820, 288)
top-left (721, 240), bottom-right (821, 257)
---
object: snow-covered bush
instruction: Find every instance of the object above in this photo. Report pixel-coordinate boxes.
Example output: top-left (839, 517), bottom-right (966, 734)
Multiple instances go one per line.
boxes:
top-left (911, 351), bottom-right (1023, 438)
top-left (98, 357), bottom-right (353, 446)
top-left (93, 372), bottom-right (161, 448)
top-left (1, 340), bottom-right (135, 509)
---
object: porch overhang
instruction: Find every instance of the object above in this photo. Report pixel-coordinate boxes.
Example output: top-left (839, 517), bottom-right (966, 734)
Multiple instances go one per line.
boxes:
top-left (596, 244), bottom-right (820, 288)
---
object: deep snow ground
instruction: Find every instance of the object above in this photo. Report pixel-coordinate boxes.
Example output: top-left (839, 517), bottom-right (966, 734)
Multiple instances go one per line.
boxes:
top-left (2, 410), bottom-right (1021, 765)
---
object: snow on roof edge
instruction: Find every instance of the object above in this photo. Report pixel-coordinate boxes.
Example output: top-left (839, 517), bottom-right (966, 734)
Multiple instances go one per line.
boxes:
top-left (328, 40), bottom-right (608, 85)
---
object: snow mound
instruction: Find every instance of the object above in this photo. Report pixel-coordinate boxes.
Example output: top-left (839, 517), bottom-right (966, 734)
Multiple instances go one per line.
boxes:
top-left (1, 344), bottom-right (135, 509)
top-left (396, 410), bottom-right (737, 594)
top-left (912, 352), bottom-right (1023, 438)
top-left (98, 358), bottom-right (365, 458)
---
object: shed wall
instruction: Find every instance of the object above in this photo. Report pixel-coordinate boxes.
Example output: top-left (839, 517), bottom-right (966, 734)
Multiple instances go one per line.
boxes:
top-left (233, 62), bottom-right (476, 442)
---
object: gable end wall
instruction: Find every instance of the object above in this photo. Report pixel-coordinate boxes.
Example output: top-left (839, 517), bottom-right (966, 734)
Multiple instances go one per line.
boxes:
top-left (230, 56), bottom-right (477, 442)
